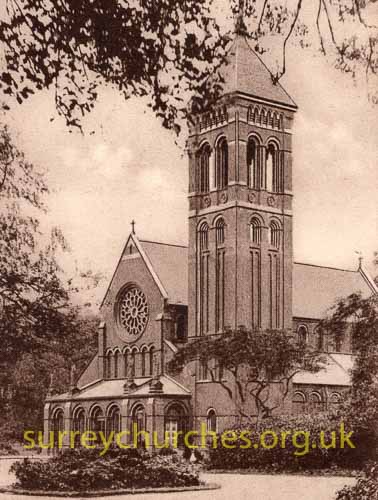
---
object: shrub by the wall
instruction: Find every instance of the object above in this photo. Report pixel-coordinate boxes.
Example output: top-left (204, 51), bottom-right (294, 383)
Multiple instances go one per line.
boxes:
top-left (336, 462), bottom-right (378, 499)
top-left (208, 413), bottom-right (373, 472)
top-left (10, 448), bottom-right (200, 492)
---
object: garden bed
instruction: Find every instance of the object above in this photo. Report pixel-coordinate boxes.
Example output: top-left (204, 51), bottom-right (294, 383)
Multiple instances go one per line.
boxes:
top-left (0, 482), bottom-right (220, 497)
top-left (9, 448), bottom-right (208, 495)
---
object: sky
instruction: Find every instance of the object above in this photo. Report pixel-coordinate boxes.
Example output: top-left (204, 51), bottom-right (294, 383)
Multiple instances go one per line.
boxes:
top-left (2, 2), bottom-right (377, 304)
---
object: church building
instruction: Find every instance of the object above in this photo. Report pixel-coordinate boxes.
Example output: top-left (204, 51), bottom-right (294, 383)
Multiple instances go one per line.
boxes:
top-left (44, 27), bottom-right (377, 447)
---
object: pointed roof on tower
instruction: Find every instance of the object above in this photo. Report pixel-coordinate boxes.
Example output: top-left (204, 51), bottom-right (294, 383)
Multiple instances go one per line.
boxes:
top-left (219, 33), bottom-right (297, 109)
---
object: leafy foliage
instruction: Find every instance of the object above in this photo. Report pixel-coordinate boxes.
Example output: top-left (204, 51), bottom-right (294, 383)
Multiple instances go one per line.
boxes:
top-left (319, 292), bottom-right (378, 449)
top-left (208, 413), bottom-right (362, 472)
top-left (336, 461), bottom-right (378, 499)
top-left (0, 123), bottom-right (98, 442)
top-left (168, 326), bottom-right (323, 421)
top-left (0, 1), bottom-right (376, 132)
top-left (10, 447), bottom-right (200, 492)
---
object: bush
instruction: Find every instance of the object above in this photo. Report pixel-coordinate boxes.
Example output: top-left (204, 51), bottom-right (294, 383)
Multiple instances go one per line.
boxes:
top-left (336, 462), bottom-right (378, 499)
top-left (0, 440), bottom-right (18, 456)
top-left (10, 447), bottom-right (200, 492)
top-left (208, 413), bottom-right (371, 473)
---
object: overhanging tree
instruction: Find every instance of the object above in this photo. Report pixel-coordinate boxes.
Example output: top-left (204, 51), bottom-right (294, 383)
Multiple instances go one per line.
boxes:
top-left (318, 291), bottom-right (378, 451)
top-left (0, 124), bottom-right (99, 440)
top-left (0, 0), bottom-right (376, 133)
top-left (168, 326), bottom-right (323, 422)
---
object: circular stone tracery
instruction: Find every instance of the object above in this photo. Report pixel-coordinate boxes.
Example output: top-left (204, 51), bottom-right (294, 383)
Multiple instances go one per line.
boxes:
top-left (118, 286), bottom-right (148, 338)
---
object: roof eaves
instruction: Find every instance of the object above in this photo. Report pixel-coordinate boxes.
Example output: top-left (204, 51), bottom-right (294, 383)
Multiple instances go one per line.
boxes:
top-left (100, 234), bottom-right (133, 309)
top-left (358, 266), bottom-right (378, 295)
top-left (134, 235), bottom-right (169, 300)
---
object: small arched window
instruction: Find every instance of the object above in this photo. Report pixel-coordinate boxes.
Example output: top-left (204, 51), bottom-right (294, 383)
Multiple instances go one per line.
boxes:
top-left (266, 143), bottom-right (276, 192)
top-left (268, 111), bottom-right (273, 127)
top-left (215, 218), bottom-right (225, 246)
top-left (269, 220), bottom-right (281, 248)
top-left (292, 392), bottom-right (306, 415)
top-left (309, 392), bottom-right (324, 413)
top-left (198, 143), bottom-right (210, 193)
top-left (72, 407), bottom-right (85, 445)
top-left (131, 404), bottom-right (146, 447)
top-left (51, 408), bottom-right (64, 447)
top-left (329, 393), bottom-right (342, 409)
top-left (247, 137), bottom-right (260, 189)
top-left (267, 141), bottom-right (282, 193)
top-left (198, 222), bottom-right (209, 252)
top-left (207, 409), bottom-right (217, 433)
top-left (250, 217), bottom-right (262, 245)
top-left (123, 350), bottom-right (129, 377)
top-left (114, 351), bottom-right (120, 378)
top-left (141, 347), bottom-right (148, 377)
top-left (298, 325), bottom-right (308, 344)
top-left (107, 405), bottom-right (121, 435)
top-left (105, 352), bottom-right (112, 379)
top-left (89, 406), bottom-right (105, 433)
top-left (149, 346), bottom-right (155, 376)
top-left (216, 137), bottom-right (228, 189)
top-left (72, 407), bottom-right (85, 434)
top-left (130, 349), bottom-right (137, 378)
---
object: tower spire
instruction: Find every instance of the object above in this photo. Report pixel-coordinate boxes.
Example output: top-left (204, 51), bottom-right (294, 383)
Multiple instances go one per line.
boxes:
top-left (235, 0), bottom-right (247, 36)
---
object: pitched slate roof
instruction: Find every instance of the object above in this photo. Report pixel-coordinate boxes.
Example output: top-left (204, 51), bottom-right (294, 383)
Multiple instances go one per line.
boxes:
top-left (140, 240), bottom-right (188, 305)
top-left (102, 235), bottom-right (375, 316)
top-left (292, 262), bottom-right (375, 319)
top-left (48, 375), bottom-right (190, 401)
top-left (139, 240), bottom-right (375, 318)
top-left (293, 353), bottom-right (354, 386)
top-left (218, 34), bottom-right (297, 108)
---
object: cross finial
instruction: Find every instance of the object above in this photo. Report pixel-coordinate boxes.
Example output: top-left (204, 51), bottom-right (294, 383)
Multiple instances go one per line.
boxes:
top-left (131, 220), bottom-right (135, 235)
top-left (355, 251), bottom-right (363, 270)
top-left (235, 0), bottom-right (247, 35)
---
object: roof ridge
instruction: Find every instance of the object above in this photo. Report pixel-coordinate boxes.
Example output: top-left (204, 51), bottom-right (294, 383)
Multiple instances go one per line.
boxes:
top-left (140, 239), bottom-right (188, 249)
top-left (294, 261), bottom-right (357, 273)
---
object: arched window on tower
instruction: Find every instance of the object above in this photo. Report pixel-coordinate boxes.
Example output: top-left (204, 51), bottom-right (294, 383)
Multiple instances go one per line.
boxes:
top-left (216, 137), bottom-right (228, 189)
top-left (215, 218), bottom-right (225, 246)
top-left (250, 217), bottom-right (262, 245)
top-left (198, 222), bottom-right (209, 252)
top-left (266, 143), bottom-right (275, 192)
top-left (198, 221), bottom-right (209, 335)
top-left (269, 220), bottom-right (281, 249)
top-left (215, 217), bottom-right (226, 332)
top-left (247, 137), bottom-right (260, 189)
top-left (266, 141), bottom-right (283, 193)
top-left (198, 143), bottom-right (210, 193)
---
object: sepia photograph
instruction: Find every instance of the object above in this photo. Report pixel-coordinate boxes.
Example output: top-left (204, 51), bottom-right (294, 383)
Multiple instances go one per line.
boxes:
top-left (0, 0), bottom-right (377, 499)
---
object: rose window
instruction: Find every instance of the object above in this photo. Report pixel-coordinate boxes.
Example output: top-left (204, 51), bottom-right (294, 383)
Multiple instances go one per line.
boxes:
top-left (118, 287), bottom-right (148, 337)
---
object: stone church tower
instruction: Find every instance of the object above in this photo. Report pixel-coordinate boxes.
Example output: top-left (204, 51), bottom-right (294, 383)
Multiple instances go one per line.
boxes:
top-left (187, 30), bottom-right (297, 337)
